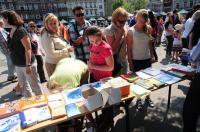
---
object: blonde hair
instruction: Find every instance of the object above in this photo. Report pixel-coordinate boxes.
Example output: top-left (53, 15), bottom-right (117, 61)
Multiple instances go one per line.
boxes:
top-left (136, 9), bottom-right (150, 35)
top-left (42, 13), bottom-right (60, 36)
top-left (112, 7), bottom-right (128, 23)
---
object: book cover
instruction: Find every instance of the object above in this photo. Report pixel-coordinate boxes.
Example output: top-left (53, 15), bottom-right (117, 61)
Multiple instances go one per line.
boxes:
top-left (135, 79), bottom-right (154, 89)
top-left (161, 70), bottom-right (186, 78)
top-left (120, 73), bottom-right (139, 83)
top-left (153, 73), bottom-right (181, 85)
top-left (147, 78), bottom-right (165, 87)
top-left (108, 77), bottom-right (130, 96)
top-left (142, 67), bottom-right (162, 76)
top-left (65, 103), bottom-right (80, 117)
top-left (130, 84), bottom-right (151, 97)
top-left (0, 100), bottom-right (22, 119)
top-left (90, 81), bottom-right (111, 91)
top-left (37, 106), bottom-right (51, 122)
top-left (48, 93), bottom-right (66, 119)
top-left (0, 114), bottom-right (20, 132)
top-left (20, 95), bottom-right (48, 110)
top-left (135, 71), bottom-right (152, 79)
top-left (19, 108), bottom-right (38, 129)
top-left (171, 65), bottom-right (195, 74)
top-left (62, 88), bottom-right (84, 104)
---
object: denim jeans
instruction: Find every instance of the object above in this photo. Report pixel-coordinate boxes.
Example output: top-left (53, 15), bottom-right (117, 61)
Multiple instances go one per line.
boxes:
top-left (5, 54), bottom-right (15, 77)
top-left (15, 62), bottom-right (43, 97)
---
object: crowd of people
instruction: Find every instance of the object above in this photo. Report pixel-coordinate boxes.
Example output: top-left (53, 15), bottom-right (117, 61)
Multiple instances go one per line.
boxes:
top-left (0, 4), bottom-right (200, 132)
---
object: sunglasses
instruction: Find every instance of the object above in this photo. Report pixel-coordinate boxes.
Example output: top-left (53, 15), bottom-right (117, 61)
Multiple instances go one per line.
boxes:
top-left (75, 13), bottom-right (84, 17)
top-left (30, 25), bottom-right (36, 28)
top-left (117, 20), bottom-right (126, 24)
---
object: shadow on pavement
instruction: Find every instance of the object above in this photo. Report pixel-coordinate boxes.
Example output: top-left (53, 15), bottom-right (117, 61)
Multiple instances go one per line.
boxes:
top-left (0, 91), bottom-right (21, 103)
top-left (0, 81), bottom-right (12, 89)
top-left (177, 85), bottom-right (189, 96)
top-left (112, 96), bottom-right (188, 132)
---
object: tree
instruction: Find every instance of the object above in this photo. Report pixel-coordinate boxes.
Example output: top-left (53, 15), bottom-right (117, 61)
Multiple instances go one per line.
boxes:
top-left (112, 0), bottom-right (124, 10)
top-left (131, 0), bottom-right (148, 11)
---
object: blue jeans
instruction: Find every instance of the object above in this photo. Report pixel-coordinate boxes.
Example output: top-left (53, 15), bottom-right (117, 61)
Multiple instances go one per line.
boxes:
top-left (5, 54), bottom-right (15, 77)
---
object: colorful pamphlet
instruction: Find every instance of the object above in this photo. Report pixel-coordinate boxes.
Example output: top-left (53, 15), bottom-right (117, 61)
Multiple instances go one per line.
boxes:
top-left (147, 78), bottom-right (165, 87)
top-left (19, 108), bottom-right (38, 128)
top-left (120, 73), bottom-right (139, 83)
top-left (153, 73), bottom-right (181, 84)
top-left (142, 67), bottom-right (162, 76)
top-left (20, 95), bottom-right (48, 110)
top-left (65, 103), bottom-right (80, 117)
top-left (37, 106), bottom-right (51, 122)
top-left (130, 84), bottom-right (151, 97)
top-left (62, 88), bottom-right (84, 104)
top-left (0, 114), bottom-right (20, 132)
top-left (0, 100), bottom-right (21, 119)
top-left (135, 79), bottom-right (154, 89)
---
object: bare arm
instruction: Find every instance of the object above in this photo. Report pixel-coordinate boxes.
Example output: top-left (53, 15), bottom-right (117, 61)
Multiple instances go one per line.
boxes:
top-left (105, 29), bottom-right (125, 54)
top-left (126, 30), bottom-right (134, 71)
top-left (88, 55), bottom-right (114, 71)
top-left (21, 35), bottom-right (32, 66)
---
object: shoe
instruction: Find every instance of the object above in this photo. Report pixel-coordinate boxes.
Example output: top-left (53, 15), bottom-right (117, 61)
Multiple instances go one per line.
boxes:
top-left (145, 98), bottom-right (154, 108)
top-left (7, 75), bottom-right (17, 81)
top-left (41, 80), bottom-right (47, 83)
top-left (136, 100), bottom-right (143, 111)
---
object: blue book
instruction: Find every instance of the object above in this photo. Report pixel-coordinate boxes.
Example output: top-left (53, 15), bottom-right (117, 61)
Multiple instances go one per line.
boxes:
top-left (66, 103), bottom-right (80, 117)
top-left (0, 114), bottom-right (20, 132)
top-left (19, 108), bottom-right (38, 129)
top-left (142, 67), bottom-right (162, 76)
top-left (62, 88), bottom-right (84, 104)
top-left (153, 73), bottom-right (181, 85)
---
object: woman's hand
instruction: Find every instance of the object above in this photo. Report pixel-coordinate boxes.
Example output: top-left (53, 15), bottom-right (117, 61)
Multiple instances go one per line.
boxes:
top-left (26, 66), bottom-right (32, 74)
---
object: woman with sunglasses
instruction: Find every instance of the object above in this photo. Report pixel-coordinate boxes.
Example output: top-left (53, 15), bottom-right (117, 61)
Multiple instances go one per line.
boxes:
top-left (41, 13), bottom-right (73, 77)
top-left (0, 10), bottom-right (42, 97)
top-left (28, 21), bottom-right (47, 83)
top-left (126, 9), bottom-right (154, 111)
top-left (104, 7), bottom-right (129, 76)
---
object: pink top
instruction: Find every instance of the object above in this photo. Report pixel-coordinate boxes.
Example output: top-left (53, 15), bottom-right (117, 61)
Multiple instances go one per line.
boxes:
top-left (89, 41), bottom-right (113, 80)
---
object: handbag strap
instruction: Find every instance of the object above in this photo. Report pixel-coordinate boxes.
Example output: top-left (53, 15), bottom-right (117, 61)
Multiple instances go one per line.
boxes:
top-left (115, 34), bottom-right (125, 57)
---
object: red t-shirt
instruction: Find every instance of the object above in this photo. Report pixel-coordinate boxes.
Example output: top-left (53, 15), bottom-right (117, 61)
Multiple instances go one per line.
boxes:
top-left (89, 41), bottom-right (113, 80)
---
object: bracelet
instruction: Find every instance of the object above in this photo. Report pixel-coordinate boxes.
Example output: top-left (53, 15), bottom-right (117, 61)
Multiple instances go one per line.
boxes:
top-left (26, 64), bottom-right (32, 67)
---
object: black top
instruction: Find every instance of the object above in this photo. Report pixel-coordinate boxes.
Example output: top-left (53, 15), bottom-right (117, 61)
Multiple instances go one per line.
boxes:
top-left (191, 19), bottom-right (200, 47)
top-left (7, 26), bottom-right (35, 67)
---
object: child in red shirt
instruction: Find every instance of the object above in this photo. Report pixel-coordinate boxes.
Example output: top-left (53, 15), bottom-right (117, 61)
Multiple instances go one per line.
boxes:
top-left (86, 26), bottom-right (114, 130)
top-left (86, 26), bottom-right (114, 81)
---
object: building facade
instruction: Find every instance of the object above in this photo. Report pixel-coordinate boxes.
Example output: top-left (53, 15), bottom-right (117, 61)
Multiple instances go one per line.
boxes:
top-left (148, 0), bottom-right (200, 12)
top-left (0, 0), bottom-right (105, 22)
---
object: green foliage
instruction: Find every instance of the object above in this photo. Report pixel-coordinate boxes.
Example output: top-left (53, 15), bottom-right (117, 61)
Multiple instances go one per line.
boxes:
top-left (112, 0), bottom-right (124, 10)
top-left (112, 0), bottom-right (148, 13)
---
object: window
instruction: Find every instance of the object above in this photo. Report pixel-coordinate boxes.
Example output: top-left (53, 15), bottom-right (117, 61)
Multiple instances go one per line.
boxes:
top-left (184, 1), bottom-right (187, 8)
top-left (99, 5), bottom-right (102, 9)
top-left (176, 3), bottom-right (179, 9)
top-left (34, 4), bottom-right (38, 10)
top-left (190, 0), bottom-right (193, 7)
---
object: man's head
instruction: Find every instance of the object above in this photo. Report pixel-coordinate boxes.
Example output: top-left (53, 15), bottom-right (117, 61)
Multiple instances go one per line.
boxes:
top-left (72, 6), bottom-right (85, 23)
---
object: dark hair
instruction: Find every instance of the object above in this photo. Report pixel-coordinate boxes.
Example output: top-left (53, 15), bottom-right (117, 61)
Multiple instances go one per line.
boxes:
top-left (173, 9), bottom-right (178, 14)
top-left (0, 10), bottom-right (24, 26)
top-left (86, 26), bottom-right (102, 36)
top-left (86, 26), bottom-right (107, 41)
top-left (72, 6), bottom-right (84, 14)
top-left (193, 3), bottom-right (200, 10)
top-left (148, 10), bottom-right (157, 28)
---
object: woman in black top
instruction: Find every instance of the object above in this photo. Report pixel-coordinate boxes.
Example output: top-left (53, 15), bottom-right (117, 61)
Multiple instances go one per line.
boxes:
top-left (0, 10), bottom-right (42, 97)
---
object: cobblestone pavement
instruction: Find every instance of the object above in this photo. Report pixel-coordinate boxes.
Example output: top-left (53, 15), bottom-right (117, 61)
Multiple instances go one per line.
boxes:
top-left (0, 44), bottom-right (199, 132)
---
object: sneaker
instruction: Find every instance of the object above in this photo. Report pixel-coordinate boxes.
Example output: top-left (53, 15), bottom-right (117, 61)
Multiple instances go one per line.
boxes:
top-left (145, 98), bottom-right (154, 108)
top-left (136, 100), bottom-right (143, 111)
top-left (7, 75), bottom-right (17, 82)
